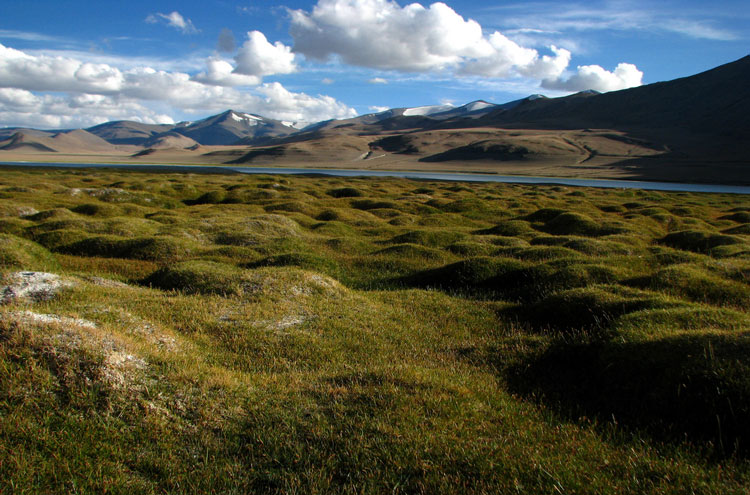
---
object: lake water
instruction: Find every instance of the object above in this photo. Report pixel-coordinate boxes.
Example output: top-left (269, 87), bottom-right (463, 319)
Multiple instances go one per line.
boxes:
top-left (2, 161), bottom-right (750, 194)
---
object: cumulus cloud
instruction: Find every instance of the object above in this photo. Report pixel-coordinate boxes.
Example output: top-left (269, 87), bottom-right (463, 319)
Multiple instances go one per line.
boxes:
top-left (542, 63), bottom-right (643, 92)
top-left (0, 88), bottom-right (174, 128)
top-left (0, 44), bottom-right (125, 93)
top-left (289, 0), bottom-right (571, 79)
top-left (146, 11), bottom-right (198, 34)
top-left (234, 31), bottom-right (297, 77)
top-left (255, 82), bottom-right (358, 123)
top-left (460, 36), bottom-right (570, 80)
top-left (191, 57), bottom-right (261, 87)
top-left (0, 42), bottom-right (355, 128)
top-left (290, 0), bottom-right (492, 71)
top-left (368, 77), bottom-right (388, 84)
top-left (289, 0), bottom-right (643, 93)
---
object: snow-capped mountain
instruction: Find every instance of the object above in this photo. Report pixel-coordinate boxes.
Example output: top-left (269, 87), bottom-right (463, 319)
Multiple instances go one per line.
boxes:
top-left (176, 110), bottom-right (297, 145)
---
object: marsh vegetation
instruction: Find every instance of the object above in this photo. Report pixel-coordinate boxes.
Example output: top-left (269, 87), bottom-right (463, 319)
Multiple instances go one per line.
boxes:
top-left (1, 167), bottom-right (749, 493)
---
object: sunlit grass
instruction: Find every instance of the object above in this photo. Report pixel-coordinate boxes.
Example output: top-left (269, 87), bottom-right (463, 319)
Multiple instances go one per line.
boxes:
top-left (1, 167), bottom-right (749, 493)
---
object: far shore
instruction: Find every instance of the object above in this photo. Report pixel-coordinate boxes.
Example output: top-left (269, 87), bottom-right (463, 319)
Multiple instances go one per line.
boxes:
top-left (2, 149), bottom-right (748, 187)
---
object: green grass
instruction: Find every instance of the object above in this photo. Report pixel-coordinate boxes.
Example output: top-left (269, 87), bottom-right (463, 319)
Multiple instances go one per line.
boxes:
top-left (1, 167), bottom-right (749, 493)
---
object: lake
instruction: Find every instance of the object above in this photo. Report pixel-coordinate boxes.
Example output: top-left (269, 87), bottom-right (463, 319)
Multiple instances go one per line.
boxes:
top-left (2, 161), bottom-right (749, 194)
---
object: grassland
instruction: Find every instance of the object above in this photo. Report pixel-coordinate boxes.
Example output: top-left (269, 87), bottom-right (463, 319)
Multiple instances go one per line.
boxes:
top-left (1, 167), bottom-right (749, 493)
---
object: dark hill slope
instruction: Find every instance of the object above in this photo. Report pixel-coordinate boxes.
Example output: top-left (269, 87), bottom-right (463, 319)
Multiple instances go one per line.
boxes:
top-left (86, 121), bottom-right (176, 146)
top-left (481, 56), bottom-right (750, 138)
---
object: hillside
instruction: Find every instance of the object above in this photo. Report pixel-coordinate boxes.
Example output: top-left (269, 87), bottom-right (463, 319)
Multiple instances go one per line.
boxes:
top-left (0, 129), bottom-right (122, 153)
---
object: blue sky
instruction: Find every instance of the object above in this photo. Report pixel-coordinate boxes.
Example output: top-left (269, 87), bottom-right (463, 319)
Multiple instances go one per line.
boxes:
top-left (0, 0), bottom-right (747, 128)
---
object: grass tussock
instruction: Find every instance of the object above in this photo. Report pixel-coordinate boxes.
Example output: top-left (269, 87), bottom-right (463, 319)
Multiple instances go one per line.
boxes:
top-left (1, 168), bottom-right (750, 493)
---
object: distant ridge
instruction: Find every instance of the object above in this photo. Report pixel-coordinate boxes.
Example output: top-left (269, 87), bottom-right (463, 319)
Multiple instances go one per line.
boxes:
top-left (0, 54), bottom-right (747, 184)
top-left (87, 121), bottom-right (174, 146)
top-left (479, 55), bottom-right (750, 136)
top-left (0, 129), bottom-right (117, 153)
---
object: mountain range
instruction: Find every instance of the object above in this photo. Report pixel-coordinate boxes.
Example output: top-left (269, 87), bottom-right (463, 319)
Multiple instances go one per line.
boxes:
top-left (0, 55), bottom-right (748, 184)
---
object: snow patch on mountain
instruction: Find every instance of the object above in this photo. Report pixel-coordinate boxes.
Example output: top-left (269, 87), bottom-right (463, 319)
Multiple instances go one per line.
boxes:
top-left (403, 104), bottom-right (454, 117)
top-left (230, 112), bottom-right (262, 125)
top-left (464, 101), bottom-right (494, 112)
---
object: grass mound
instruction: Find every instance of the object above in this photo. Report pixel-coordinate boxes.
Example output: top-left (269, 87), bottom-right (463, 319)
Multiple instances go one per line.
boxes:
top-left (241, 266), bottom-right (347, 301)
top-left (264, 201), bottom-right (316, 216)
top-left (311, 221), bottom-right (357, 237)
top-left (723, 224), bottom-right (750, 235)
top-left (505, 285), bottom-right (671, 334)
top-left (638, 264), bottom-right (750, 309)
top-left (214, 215), bottom-right (301, 246)
top-left (661, 230), bottom-right (745, 254)
top-left (390, 230), bottom-right (466, 247)
top-left (61, 235), bottom-right (194, 262)
top-left (489, 262), bottom-right (622, 302)
top-left (315, 208), bottom-right (380, 225)
top-left (327, 187), bottom-right (364, 198)
top-left (616, 306), bottom-right (750, 336)
top-left (446, 241), bottom-right (493, 256)
top-left (351, 199), bottom-right (400, 211)
top-left (184, 190), bottom-right (226, 205)
top-left (144, 260), bottom-right (244, 295)
top-left (721, 212), bottom-right (750, 223)
top-left (531, 236), bottom-right (635, 256)
top-left (0, 218), bottom-right (29, 236)
top-left (502, 245), bottom-right (583, 261)
top-left (26, 208), bottom-right (76, 222)
top-left (507, 334), bottom-right (750, 456)
top-left (31, 229), bottom-right (90, 250)
top-left (523, 208), bottom-right (568, 222)
top-left (541, 212), bottom-right (624, 237)
top-left (70, 203), bottom-right (122, 217)
top-left (247, 252), bottom-right (340, 277)
top-left (376, 243), bottom-right (447, 261)
top-left (0, 234), bottom-right (60, 271)
top-left (476, 220), bottom-right (534, 237)
top-left (406, 257), bottom-right (524, 291)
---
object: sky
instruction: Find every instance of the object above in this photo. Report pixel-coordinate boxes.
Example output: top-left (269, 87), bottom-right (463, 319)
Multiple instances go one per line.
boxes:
top-left (0, 0), bottom-right (747, 129)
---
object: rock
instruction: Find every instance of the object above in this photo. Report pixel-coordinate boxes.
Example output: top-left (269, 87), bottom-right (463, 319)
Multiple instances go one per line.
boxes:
top-left (1, 271), bottom-right (72, 304)
top-left (4, 310), bottom-right (97, 329)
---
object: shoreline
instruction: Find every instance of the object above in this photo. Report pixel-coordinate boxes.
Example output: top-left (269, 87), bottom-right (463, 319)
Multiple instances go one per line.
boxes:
top-left (2, 161), bottom-right (749, 194)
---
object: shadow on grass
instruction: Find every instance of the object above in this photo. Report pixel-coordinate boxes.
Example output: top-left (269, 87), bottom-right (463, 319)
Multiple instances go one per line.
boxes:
top-left (500, 333), bottom-right (750, 458)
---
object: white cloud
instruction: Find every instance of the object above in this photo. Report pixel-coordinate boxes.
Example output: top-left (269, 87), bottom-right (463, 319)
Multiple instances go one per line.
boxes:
top-left (321, 78), bottom-right (334, 84)
top-left (0, 42), bottom-right (355, 128)
top-left (369, 105), bottom-right (390, 112)
top-left (542, 63), bottom-right (643, 92)
top-left (490, 3), bottom-right (739, 41)
top-left (0, 88), bottom-right (174, 129)
top-left (289, 0), bottom-right (493, 71)
top-left (288, 0), bottom-right (637, 88)
top-left (0, 30), bottom-right (69, 43)
top-left (0, 44), bottom-right (125, 93)
top-left (460, 35), bottom-right (570, 80)
top-left (234, 31), bottom-right (297, 78)
top-left (146, 11), bottom-right (199, 34)
top-left (191, 57), bottom-right (261, 87)
top-left (368, 77), bottom-right (388, 84)
top-left (255, 82), bottom-right (358, 123)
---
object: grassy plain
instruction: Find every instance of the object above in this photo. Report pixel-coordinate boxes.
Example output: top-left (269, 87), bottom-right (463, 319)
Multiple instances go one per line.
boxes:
top-left (1, 167), bottom-right (749, 493)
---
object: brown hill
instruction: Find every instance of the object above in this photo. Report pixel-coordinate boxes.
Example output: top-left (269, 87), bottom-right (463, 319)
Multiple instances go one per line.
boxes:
top-left (142, 132), bottom-right (199, 150)
top-left (0, 129), bottom-right (118, 153)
